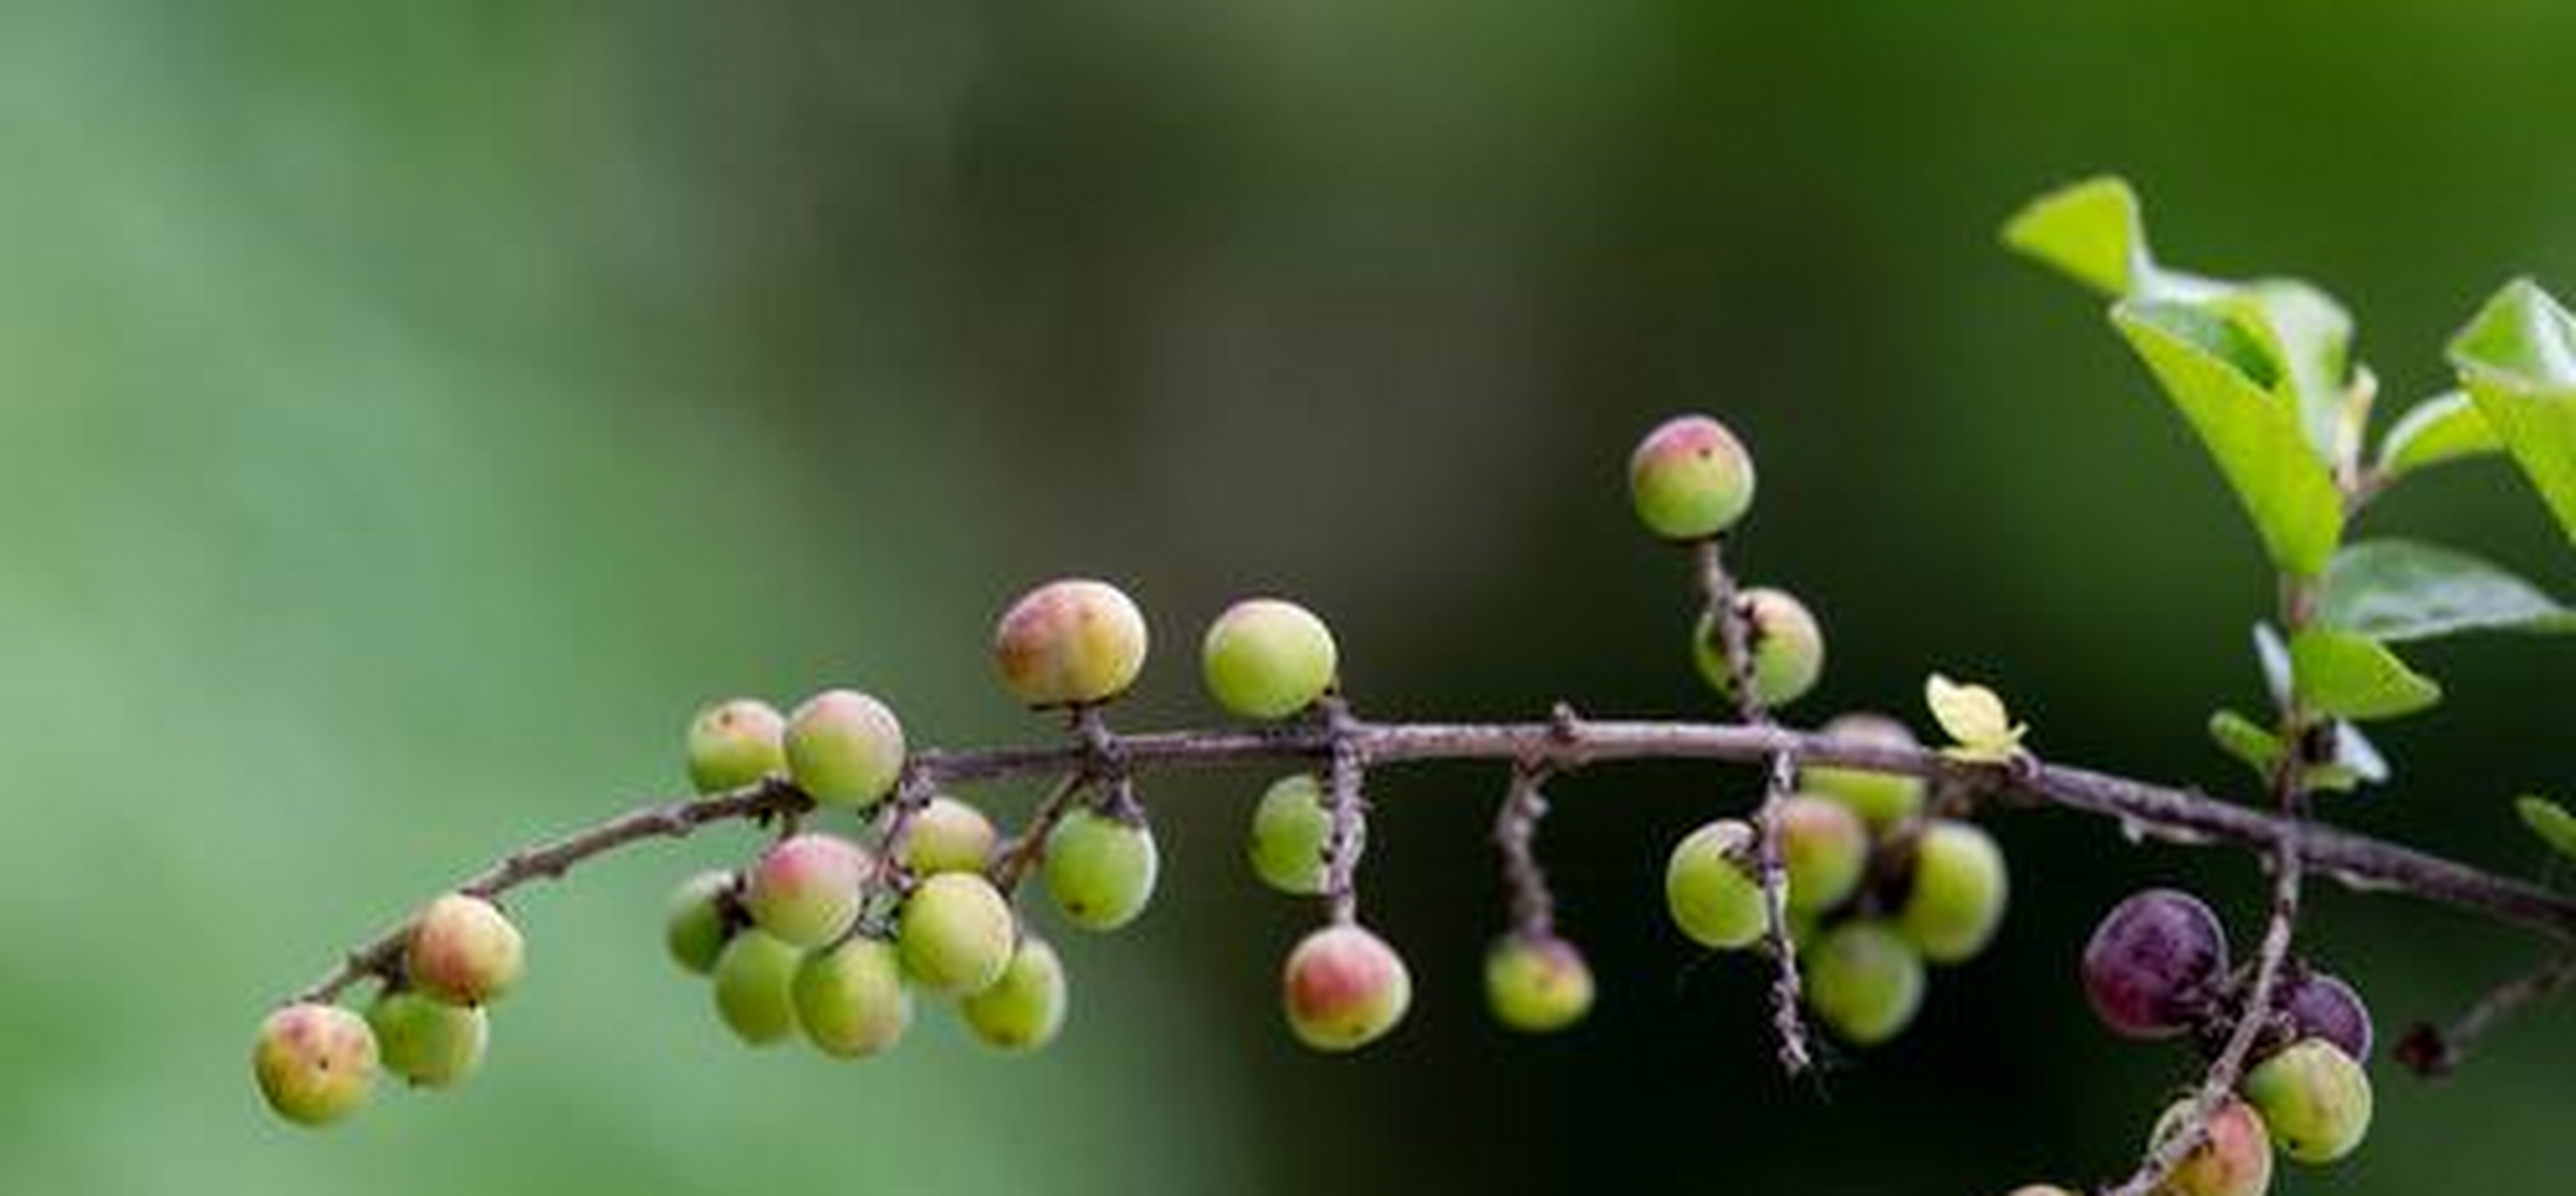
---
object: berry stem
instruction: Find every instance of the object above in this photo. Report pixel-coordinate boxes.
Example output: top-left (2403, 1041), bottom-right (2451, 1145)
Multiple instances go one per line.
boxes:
top-left (1492, 765), bottom-right (1557, 939)
top-left (1318, 694), bottom-right (1369, 928)
top-left (2398, 948), bottom-right (2576, 1077)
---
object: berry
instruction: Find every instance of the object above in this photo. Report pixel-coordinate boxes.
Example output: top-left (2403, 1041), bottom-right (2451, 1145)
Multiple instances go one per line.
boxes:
top-left (961, 936), bottom-right (1070, 1053)
top-left (664, 869), bottom-right (738, 975)
top-left (742, 833), bottom-right (871, 949)
top-left (366, 990), bottom-right (488, 1089)
top-left (1282, 923), bottom-right (1413, 1051)
top-left (792, 937), bottom-right (912, 1060)
top-left (1483, 933), bottom-right (1594, 1033)
top-left (253, 1003), bottom-right (378, 1127)
top-left (2148, 1097), bottom-right (2275, 1196)
top-left (1800, 713), bottom-right (1929, 828)
top-left (1201, 598), bottom-right (1339, 719)
top-left (785, 689), bottom-right (906, 808)
top-left (1777, 794), bottom-right (1869, 916)
top-left (900, 795), bottom-right (998, 876)
top-left (1897, 820), bottom-right (2010, 964)
top-left (1629, 414), bottom-right (1756, 540)
top-left (1692, 587), bottom-right (1824, 710)
top-left (1804, 921), bottom-right (1927, 1046)
top-left (898, 872), bottom-right (1018, 996)
top-left (1247, 774), bottom-right (1337, 896)
top-left (992, 578), bottom-right (1150, 707)
top-left (711, 930), bottom-right (804, 1046)
top-left (1664, 819), bottom-right (1767, 950)
top-left (2083, 889), bottom-right (2230, 1039)
top-left (2241, 1038), bottom-right (2373, 1165)
top-left (2277, 970), bottom-right (2373, 1062)
top-left (1042, 806), bottom-right (1160, 932)
top-left (686, 698), bottom-right (787, 794)
top-left (2006, 1189), bottom-right (2079, 1196)
top-left (406, 893), bottom-right (526, 1006)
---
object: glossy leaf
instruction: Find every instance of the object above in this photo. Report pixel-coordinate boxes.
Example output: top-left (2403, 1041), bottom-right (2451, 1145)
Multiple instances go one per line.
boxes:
top-left (2001, 176), bottom-right (2146, 296)
top-left (2289, 628), bottom-right (2441, 720)
top-left (2377, 392), bottom-right (2502, 478)
top-left (2517, 796), bottom-right (2576, 861)
top-left (2216, 281), bottom-right (2357, 465)
top-left (2208, 708), bottom-right (2284, 779)
top-left (2448, 278), bottom-right (2576, 543)
top-left (2319, 539), bottom-right (2576, 641)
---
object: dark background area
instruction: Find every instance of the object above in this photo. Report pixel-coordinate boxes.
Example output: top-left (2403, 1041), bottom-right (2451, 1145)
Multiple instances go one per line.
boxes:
top-left (3, 2), bottom-right (2571, 1192)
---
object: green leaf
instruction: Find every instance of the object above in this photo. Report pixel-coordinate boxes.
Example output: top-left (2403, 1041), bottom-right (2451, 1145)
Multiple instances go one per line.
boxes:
top-left (2377, 391), bottom-right (2502, 477)
top-left (2517, 795), bottom-right (2576, 861)
top-left (2318, 538), bottom-right (2576, 641)
top-left (2448, 278), bottom-right (2576, 544)
top-left (2215, 281), bottom-right (2357, 465)
top-left (2114, 300), bottom-right (2346, 576)
top-left (2002, 176), bottom-right (2146, 296)
top-left (2208, 708), bottom-right (2284, 779)
top-left (2289, 628), bottom-right (2442, 720)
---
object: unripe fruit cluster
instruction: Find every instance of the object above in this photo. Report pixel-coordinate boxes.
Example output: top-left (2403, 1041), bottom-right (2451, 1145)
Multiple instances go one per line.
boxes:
top-left (1661, 715), bottom-right (2009, 1046)
top-left (1628, 415), bottom-right (1825, 711)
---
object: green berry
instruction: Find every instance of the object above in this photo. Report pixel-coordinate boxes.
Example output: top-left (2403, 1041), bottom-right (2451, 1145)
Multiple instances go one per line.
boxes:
top-left (406, 893), bottom-right (525, 1006)
top-left (2149, 1097), bottom-right (2275, 1196)
top-left (992, 578), bottom-right (1150, 707)
top-left (366, 990), bottom-right (489, 1089)
top-left (1692, 587), bottom-right (1824, 709)
top-left (1800, 713), bottom-right (1928, 828)
top-left (898, 872), bottom-right (1018, 996)
top-left (2242, 1038), bottom-right (2372, 1165)
top-left (686, 698), bottom-right (787, 794)
top-left (785, 689), bottom-right (906, 808)
top-left (711, 930), bottom-right (804, 1046)
top-left (1804, 921), bottom-right (1926, 1046)
top-left (252, 1003), bottom-right (378, 1127)
top-left (1202, 598), bottom-right (1339, 719)
top-left (1629, 414), bottom-right (1756, 540)
top-left (1664, 819), bottom-right (1766, 950)
top-left (743, 833), bottom-right (870, 949)
top-left (961, 936), bottom-right (1070, 1053)
top-left (1777, 794), bottom-right (1870, 916)
top-left (1282, 923), bottom-right (1412, 1051)
top-left (1483, 933), bottom-right (1594, 1033)
top-left (664, 869), bottom-right (738, 975)
top-left (1898, 820), bottom-right (2009, 964)
top-left (1043, 807), bottom-right (1160, 932)
top-left (900, 796), bottom-right (998, 876)
top-left (792, 937), bottom-right (912, 1060)
top-left (1247, 774), bottom-right (1336, 896)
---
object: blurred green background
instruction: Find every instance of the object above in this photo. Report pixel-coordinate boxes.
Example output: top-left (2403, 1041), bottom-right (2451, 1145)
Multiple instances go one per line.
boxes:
top-left (4, 1), bottom-right (2571, 1192)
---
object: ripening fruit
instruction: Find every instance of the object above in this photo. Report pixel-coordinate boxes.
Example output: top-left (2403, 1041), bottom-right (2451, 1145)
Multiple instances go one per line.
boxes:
top-left (253, 1003), bottom-right (378, 1127)
top-left (2241, 1038), bottom-right (2373, 1164)
top-left (1629, 414), bottom-right (1756, 540)
top-left (2278, 970), bottom-right (2374, 1062)
top-left (792, 937), bottom-right (912, 1060)
top-left (1202, 598), bottom-right (1339, 719)
top-left (1777, 795), bottom-right (1869, 916)
top-left (406, 893), bottom-right (526, 1006)
top-left (1247, 774), bottom-right (1336, 896)
top-left (2149, 1097), bottom-right (2275, 1196)
top-left (686, 698), bottom-right (787, 794)
top-left (992, 578), bottom-right (1150, 707)
top-left (785, 689), bottom-right (906, 808)
top-left (712, 930), bottom-right (804, 1045)
top-left (664, 869), bottom-right (738, 975)
top-left (1897, 820), bottom-right (2010, 964)
top-left (1805, 922), bottom-right (1927, 1045)
top-left (1800, 713), bottom-right (1929, 828)
top-left (898, 872), bottom-right (1018, 996)
top-left (900, 796), bottom-right (998, 876)
top-left (1282, 923), bottom-right (1413, 1051)
top-left (2005, 1188), bottom-right (2079, 1196)
top-left (1043, 807), bottom-right (1160, 931)
top-left (1665, 819), bottom-right (1767, 950)
top-left (1483, 933), bottom-right (1595, 1033)
top-left (1693, 587), bottom-right (1825, 709)
top-left (961, 936), bottom-right (1070, 1053)
top-left (366, 990), bottom-right (489, 1089)
top-left (742, 833), bottom-right (871, 950)
top-left (2083, 889), bottom-right (2230, 1039)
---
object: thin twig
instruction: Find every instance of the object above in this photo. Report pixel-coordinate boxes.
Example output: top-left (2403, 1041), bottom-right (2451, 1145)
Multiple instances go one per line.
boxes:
top-left (1318, 695), bottom-right (1368, 927)
top-left (986, 770), bottom-right (1093, 896)
top-left (2398, 950), bottom-right (2576, 1077)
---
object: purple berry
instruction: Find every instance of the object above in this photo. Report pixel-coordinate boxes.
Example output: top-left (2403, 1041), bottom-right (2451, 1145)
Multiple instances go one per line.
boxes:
top-left (2279, 969), bottom-right (2374, 1062)
top-left (2082, 889), bottom-right (2229, 1039)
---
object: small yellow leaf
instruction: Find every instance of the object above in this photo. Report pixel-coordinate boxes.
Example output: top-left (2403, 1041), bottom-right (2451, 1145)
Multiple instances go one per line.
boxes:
top-left (1926, 673), bottom-right (2028, 762)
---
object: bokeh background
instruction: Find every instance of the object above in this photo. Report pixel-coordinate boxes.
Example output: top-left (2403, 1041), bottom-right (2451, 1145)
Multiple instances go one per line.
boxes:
top-left (4, 2), bottom-right (2571, 1192)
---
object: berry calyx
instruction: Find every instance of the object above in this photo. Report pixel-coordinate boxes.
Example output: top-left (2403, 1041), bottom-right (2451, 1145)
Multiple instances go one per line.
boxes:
top-left (899, 795), bottom-right (998, 876)
top-left (1201, 598), bottom-right (1339, 720)
top-left (253, 1003), bottom-right (378, 1127)
top-left (1896, 819), bottom-right (2010, 964)
top-left (1693, 587), bottom-right (1825, 710)
top-left (992, 578), bottom-right (1150, 707)
top-left (784, 689), bottom-right (906, 808)
top-left (2147, 1097), bottom-right (2274, 1196)
top-left (2083, 889), bottom-right (2230, 1039)
top-left (711, 930), bottom-right (804, 1046)
top-left (742, 833), bottom-right (871, 949)
top-left (1246, 774), bottom-right (1336, 896)
top-left (1776, 794), bottom-right (1869, 916)
top-left (1629, 414), bottom-right (1757, 541)
top-left (961, 935), bottom-right (1070, 1053)
top-left (366, 990), bottom-right (489, 1089)
top-left (1042, 806), bottom-right (1160, 932)
top-left (897, 872), bottom-right (1018, 996)
top-left (1282, 923), bottom-right (1413, 1051)
top-left (1483, 933), bottom-right (1594, 1033)
top-left (792, 936), bottom-right (912, 1060)
top-left (2241, 1038), bottom-right (2372, 1165)
top-left (406, 892), bottom-right (526, 1006)
top-left (1804, 921), bottom-right (1927, 1046)
top-left (686, 698), bottom-right (787, 794)
top-left (663, 869), bottom-right (739, 975)
top-left (1664, 819), bottom-right (1767, 950)
top-left (1799, 713), bottom-right (1929, 828)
